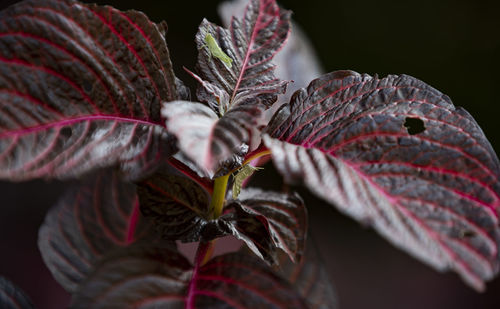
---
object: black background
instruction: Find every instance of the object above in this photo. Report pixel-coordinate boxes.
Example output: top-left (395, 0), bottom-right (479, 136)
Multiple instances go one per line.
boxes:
top-left (1, 0), bottom-right (500, 308)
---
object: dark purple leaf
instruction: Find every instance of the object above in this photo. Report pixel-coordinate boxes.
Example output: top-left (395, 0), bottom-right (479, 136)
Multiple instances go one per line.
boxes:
top-left (194, 0), bottom-right (290, 112)
top-left (71, 244), bottom-right (307, 308)
top-left (217, 188), bottom-right (307, 265)
top-left (162, 0), bottom-right (291, 175)
top-left (38, 169), bottom-right (158, 293)
top-left (0, 277), bottom-right (34, 309)
top-left (190, 250), bottom-right (307, 308)
top-left (0, 0), bottom-right (178, 180)
top-left (218, 0), bottom-right (323, 118)
top-left (71, 244), bottom-right (189, 308)
top-left (275, 239), bottom-right (337, 309)
top-left (137, 169), bottom-right (211, 242)
top-left (264, 70), bottom-right (500, 290)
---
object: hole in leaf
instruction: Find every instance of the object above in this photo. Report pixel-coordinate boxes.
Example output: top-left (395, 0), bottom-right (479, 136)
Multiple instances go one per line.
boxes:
top-left (459, 230), bottom-right (476, 238)
top-left (404, 117), bottom-right (425, 135)
top-left (61, 127), bottom-right (72, 138)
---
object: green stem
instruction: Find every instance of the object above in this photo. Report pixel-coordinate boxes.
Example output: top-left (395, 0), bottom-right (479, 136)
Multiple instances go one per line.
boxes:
top-left (209, 173), bottom-right (230, 219)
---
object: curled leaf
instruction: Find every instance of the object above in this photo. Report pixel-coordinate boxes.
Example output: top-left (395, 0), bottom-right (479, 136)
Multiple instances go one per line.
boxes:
top-left (162, 100), bottom-right (252, 177)
top-left (211, 188), bottom-right (307, 265)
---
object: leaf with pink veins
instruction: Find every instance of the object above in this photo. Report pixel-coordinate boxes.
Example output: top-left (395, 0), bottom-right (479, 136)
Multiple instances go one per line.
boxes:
top-left (264, 70), bottom-right (500, 291)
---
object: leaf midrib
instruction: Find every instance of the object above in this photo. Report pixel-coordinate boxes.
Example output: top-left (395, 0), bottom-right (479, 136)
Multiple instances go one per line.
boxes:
top-left (0, 115), bottom-right (163, 138)
top-left (229, 0), bottom-right (265, 104)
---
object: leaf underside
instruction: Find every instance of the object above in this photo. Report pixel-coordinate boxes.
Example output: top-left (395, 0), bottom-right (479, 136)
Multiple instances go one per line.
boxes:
top-left (0, 0), bottom-right (177, 180)
top-left (38, 169), bottom-right (158, 293)
top-left (162, 0), bottom-right (291, 175)
top-left (0, 277), bottom-right (34, 309)
top-left (71, 245), bottom-right (307, 308)
top-left (161, 100), bottom-right (252, 177)
top-left (265, 70), bottom-right (500, 290)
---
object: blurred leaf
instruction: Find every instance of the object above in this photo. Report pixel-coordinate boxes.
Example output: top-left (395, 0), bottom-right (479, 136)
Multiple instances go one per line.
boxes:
top-left (71, 245), bottom-right (307, 308)
top-left (38, 169), bottom-right (160, 293)
top-left (275, 239), bottom-right (337, 309)
top-left (265, 70), bottom-right (500, 290)
top-left (0, 0), bottom-right (177, 180)
top-left (0, 277), bottom-right (35, 309)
